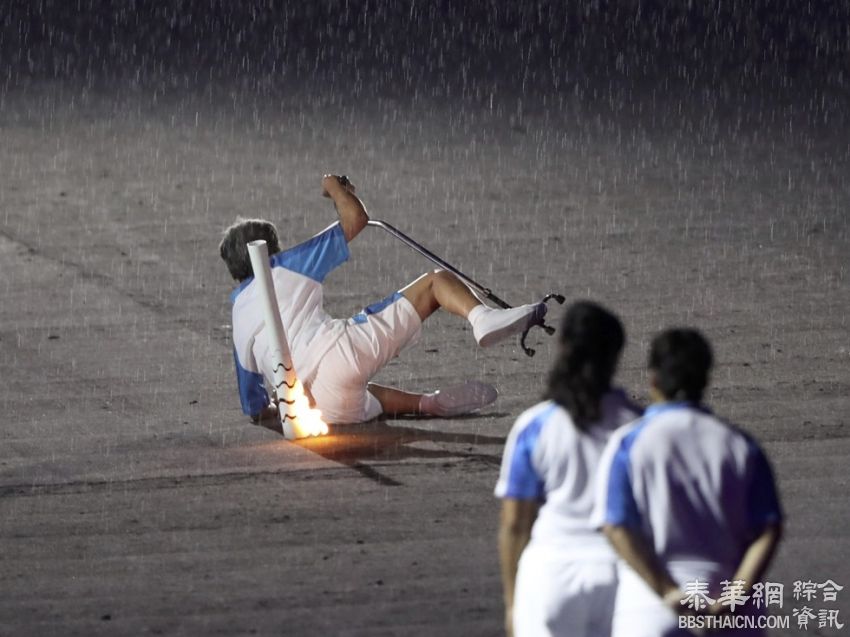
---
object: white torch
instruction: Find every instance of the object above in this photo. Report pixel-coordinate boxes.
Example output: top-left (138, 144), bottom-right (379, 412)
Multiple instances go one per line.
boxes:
top-left (247, 240), bottom-right (329, 440)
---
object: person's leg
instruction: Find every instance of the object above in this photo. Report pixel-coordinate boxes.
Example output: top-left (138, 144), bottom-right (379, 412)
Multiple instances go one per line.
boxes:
top-left (400, 269), bottom-right (548, 347)
top-left (309, 293), bottom-right (500, 423)
top-left (366, 383), bottom-right (423, 415)
top-left (400, 269), bottom-right (481, 321)
top-left (368, 381), bottom-right (498, 418)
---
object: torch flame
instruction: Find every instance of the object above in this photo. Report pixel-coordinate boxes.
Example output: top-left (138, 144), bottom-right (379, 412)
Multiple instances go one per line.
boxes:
top-left (285, 379), bottom-right (329, 438)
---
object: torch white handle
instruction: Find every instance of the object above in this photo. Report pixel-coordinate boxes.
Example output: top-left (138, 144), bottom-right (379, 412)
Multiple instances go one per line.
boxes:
top-left (247, 240), bottom-right (297, 439)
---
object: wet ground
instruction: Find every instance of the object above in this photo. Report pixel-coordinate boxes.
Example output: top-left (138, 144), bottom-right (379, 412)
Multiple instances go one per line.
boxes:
top-left (1, 77), bottom-right (848, 636)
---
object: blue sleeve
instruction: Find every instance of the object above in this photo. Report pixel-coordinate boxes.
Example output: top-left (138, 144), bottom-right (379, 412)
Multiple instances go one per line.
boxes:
top-left (501, 416), bottom-right (546, 501)
top-left (604, 435), bottom-right (642, 528)
top-left (270, 223), bottom-right (350, 282)
top-left (747, 443), bottom-right (783, 532)
top-left (234, 349), bottom-right (269, 416)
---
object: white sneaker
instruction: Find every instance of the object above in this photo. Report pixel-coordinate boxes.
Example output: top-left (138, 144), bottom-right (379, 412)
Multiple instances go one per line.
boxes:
top-left (419, 381), bottom-right (498, 417)
top-left (471, 303), bottom-right (547, 347)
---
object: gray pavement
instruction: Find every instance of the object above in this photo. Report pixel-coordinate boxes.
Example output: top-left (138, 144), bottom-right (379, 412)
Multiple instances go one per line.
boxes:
top-left (1, 83), bottom-right (848, 636)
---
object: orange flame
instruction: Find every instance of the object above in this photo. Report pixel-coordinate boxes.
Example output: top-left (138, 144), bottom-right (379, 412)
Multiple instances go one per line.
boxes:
top-left (284, 379), bottom-right (329, 438)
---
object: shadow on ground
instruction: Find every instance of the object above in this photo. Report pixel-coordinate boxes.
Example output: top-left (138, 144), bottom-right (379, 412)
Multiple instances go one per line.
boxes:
top-left (258, 417), bottom-right (510, 486)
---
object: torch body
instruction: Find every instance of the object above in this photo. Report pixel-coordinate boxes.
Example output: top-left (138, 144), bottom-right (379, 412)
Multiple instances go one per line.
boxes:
top-left (246, 240), bottom-right (327, 439)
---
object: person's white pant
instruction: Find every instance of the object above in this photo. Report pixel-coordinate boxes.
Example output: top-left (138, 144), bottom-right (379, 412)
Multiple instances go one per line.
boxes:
top-left (611, 562), bottom-right (766, 637)
top-left (513, 543), bottom-right (618, 637)
top-left (308, 293), bottom-right (422, 424)
top-left (611, 565), bottom-right (684, 637)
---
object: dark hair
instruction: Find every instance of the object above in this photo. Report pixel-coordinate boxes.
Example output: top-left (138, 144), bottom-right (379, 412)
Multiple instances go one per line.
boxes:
top-left (545, 301), bottom-right (625, 429)
top-left (648, 328), bottom-right (713, 403)
top-left (219, 218), bottom-right (280, 281)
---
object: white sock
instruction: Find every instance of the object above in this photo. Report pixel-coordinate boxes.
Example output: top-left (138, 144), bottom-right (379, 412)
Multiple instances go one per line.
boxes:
top-left (467, 304), bottom-right (491, 329)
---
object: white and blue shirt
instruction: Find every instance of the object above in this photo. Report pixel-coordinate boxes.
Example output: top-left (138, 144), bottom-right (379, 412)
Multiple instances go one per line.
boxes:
top-left (230, 223), bottom-right (350, 415)
top-left (593, 402), bottom-right (783, 577)
top-left (495, 390), bottom-right (642, 553)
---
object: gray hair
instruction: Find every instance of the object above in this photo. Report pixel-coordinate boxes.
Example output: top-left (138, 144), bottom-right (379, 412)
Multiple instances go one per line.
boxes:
top-left (219, 218), bottom-right (280, 281)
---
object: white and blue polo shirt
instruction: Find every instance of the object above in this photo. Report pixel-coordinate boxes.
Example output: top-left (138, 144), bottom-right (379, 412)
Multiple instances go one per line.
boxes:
top-left (495, 390), bottom-right (643, 552)
top-left (593, 402), bottom-right (783, 578)
top-left (230, 223), bottom-right (349, 416)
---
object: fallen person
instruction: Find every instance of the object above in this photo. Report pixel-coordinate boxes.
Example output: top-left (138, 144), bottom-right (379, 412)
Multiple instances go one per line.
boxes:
top-left (219, 174), bottom-right (546, 426)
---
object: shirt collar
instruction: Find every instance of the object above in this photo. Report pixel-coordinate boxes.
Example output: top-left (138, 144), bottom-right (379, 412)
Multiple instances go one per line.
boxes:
top-left (645, 401), bottom-right (712, 418)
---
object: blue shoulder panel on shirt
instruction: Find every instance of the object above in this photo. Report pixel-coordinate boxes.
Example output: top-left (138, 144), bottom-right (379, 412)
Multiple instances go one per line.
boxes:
top-left (230, 276), bottom-right (253, 304)
top-left (233, 348), bottom-right (269, 416)
top-left (502, 404), bottom-right (555, 501)
top-left (605, 427), bottom-right (643, 528)
top-left (271, 222), bottom-right (350, 283)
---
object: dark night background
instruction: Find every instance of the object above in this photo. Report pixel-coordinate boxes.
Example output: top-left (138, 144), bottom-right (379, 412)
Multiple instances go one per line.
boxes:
top-left (1, 3), bottom-right (848, 636)
top-left (3, 1), bottom-right (849, 99)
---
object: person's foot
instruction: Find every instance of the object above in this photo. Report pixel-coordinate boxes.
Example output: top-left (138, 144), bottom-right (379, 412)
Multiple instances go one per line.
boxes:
top-left (470, 303), bottom-right (547, 347)
top-left (419, 381), bottom-right (498, 417)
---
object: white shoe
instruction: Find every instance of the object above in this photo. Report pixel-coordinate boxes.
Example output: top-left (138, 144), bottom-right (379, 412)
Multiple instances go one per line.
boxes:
top-left (419, 381), bottom-right (498, 417)
top-left (471, 303), bottom-right (547, 347)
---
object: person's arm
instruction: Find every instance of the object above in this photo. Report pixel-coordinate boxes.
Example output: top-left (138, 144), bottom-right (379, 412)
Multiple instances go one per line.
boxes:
top-left (731, 442), bottom-right (783, 596)
top-left (498, 498), bottom-right (539, 637)
top-left (322, 174), bottom-right (368, 242)
top-left (605, 525), bottom-right (712, 637)
top-left (603, 524), bottom-right (681, 606)
top-left (729, 523), bottom-right (783, 594)
top-left (250, 404), bottom-right (282, 434)
top-left (604, 521), bottom-right (783, 620)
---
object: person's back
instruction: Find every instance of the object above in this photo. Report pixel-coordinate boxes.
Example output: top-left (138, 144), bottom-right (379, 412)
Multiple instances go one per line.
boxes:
top-left (230, 224), bottom-right (349, 393)
top-left (226, 219), bottom-right (351, 417)
top-left (596, 329), bottom-right (782, 637)
top-left (497, 302), bottom-right (641, 637)
top-left (502, 390), bottom-right (640, 550)
top-left (608, 402), bottom-right (778, 586)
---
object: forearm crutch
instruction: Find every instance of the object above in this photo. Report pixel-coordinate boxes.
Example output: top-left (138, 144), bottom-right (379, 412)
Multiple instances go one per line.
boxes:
top-left (367, 219), bottom-right (564, 356)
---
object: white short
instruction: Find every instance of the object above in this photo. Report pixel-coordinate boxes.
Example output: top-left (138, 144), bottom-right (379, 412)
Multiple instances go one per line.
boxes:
top-left (308, 292), bottom-right (422, 424)
top-left (611, 565), bottom-right (684, 637)
top-left (611, 563), bottom-right (767, 637)
top-left (513, 543), bottom-right (618, 637)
